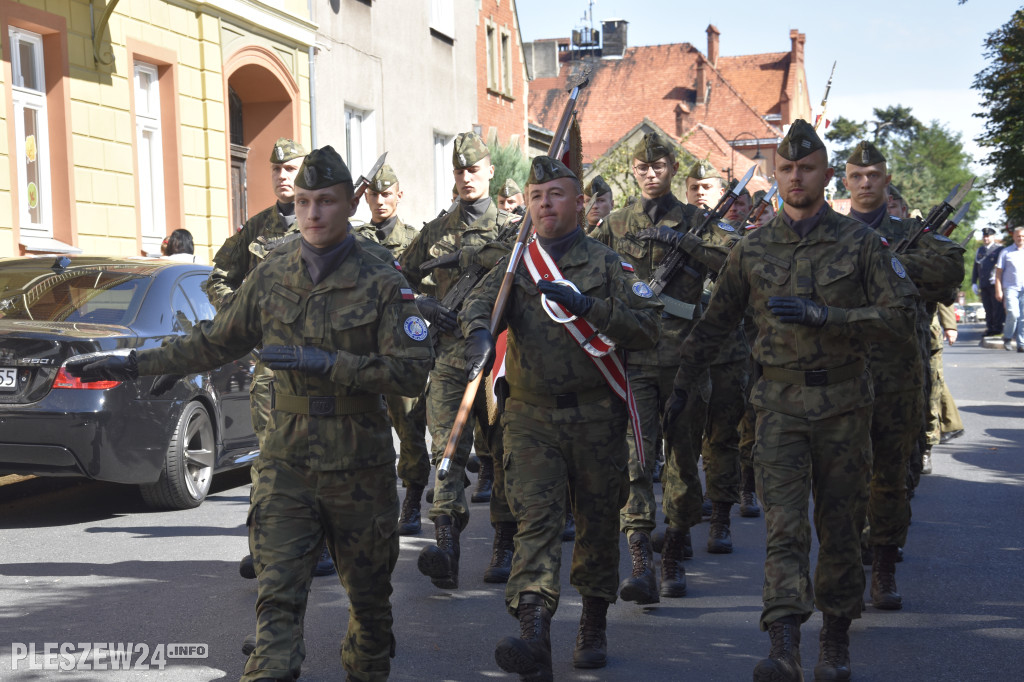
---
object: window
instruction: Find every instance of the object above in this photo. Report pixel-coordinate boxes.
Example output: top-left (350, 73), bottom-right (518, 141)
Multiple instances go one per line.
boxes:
top-left (434, 133), bottom-right (454, 215)
top-left (9, 28), bottom-right (52, 236)
top-left (345, 106), bottom-right (376, 179)
top-left (486, 25), bottom-right (498, 91)
top-left (501, 31), bottom-right (513, 96)
top-left (430, 0), bottom-right (454, 40)
top-left (134, 62), bottom-right (166, 256)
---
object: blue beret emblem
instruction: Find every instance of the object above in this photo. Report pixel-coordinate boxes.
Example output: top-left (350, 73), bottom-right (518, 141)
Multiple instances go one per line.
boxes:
top-left (404, 316), bottom-right (429, 341)
top-left (891, 256), bottom-right (907, 279)
top-left (632, 281), bottom-right (654, 298)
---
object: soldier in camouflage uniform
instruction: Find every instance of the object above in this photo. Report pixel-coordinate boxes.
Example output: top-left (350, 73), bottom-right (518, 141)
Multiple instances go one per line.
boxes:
top-left (399, 132), bottom-right (518, 589)
top-left (593, 135), bottom-right (731, 604)
top-left (461, 156), bottom-right (662, 679)
top-left (68, 147), bottom-right (433, 682)
top-left (583, 175), bottom-right (613, 233)
top-left (843, 141), bottom-right (965, 611)
top-left (497, 177), bottom-right (525, 214)
top-left (667, 121), bottom-right (918, 682)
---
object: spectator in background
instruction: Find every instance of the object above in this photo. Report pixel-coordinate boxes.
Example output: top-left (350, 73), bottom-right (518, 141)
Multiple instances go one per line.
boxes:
top-left (995, 226), bottom-right (1024, 352)
top-left (161, 229), bottom-right (196, 262)
top-left (974, 227), bottom-right (1006, 337)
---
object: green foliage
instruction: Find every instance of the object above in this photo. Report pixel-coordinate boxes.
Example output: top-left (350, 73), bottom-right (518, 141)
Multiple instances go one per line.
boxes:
top-left (486, 136), bottom-right (530, 199)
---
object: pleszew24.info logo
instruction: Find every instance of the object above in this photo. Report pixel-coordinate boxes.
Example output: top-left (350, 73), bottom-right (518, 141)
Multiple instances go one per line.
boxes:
top-left (10, 642), bottom-right (208, 671)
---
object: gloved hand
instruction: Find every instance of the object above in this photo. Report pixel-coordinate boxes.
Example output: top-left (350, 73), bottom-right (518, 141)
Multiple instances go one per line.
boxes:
top-left (637, 225), bottom-right (701, 252)
top-left (416, 295), bottom-right (458, 334)
top-left (260, 345), bottom-right (336, 374)
top-left (972, 283), bottom-right (980, 296)
top-left (536, 280), bottom-right (594, 317)
top-left (662, 387), bottom-right (689, 434)
top-left (421, 251), bottom-right (462, 271)
top-left (65, 351), bottom-right (138, 382)
top-left (150, 374), bottom-right (185, 396)
top-left (768, 296), bottom-right (830, 327)
top-left (464, 328), bottom-right (496, 382)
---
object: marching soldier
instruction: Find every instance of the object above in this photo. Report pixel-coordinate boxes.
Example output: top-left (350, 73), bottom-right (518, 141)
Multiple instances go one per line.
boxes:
top-left (461, 155), bottom-right (661, 678)
top-left (667, 121), bottom-right (918, 682)
top-left (497, 177), bottom-right (526, 214)
top-left (584, 175), bottom-right (614, 232)
top-left (68, 146), bottom-right (433, 682)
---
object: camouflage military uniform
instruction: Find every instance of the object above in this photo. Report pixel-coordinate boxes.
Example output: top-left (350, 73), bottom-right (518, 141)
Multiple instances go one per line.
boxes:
top-left (675, 205), bottom-right (918, 629)
top-left (139, 237), bottom-right (433, 681)
top-left (927, 303), bottom-right (964, 444)
top-left (460, 230), bottom-right (662, 615)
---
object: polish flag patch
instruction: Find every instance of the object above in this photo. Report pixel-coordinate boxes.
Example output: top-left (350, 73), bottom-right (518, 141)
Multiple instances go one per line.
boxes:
top-left (621, 262), bottom-right (634, 272)
top-left (400, 288), bottom-right (415, 301)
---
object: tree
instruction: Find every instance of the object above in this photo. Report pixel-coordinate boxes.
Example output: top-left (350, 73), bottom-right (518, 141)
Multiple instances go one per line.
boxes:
top-left (589, 137), bottom-right (696, 209)
top-left (486, 135), bottom-right (530, 200)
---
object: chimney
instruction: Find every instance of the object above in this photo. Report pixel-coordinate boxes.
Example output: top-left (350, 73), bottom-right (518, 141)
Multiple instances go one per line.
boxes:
top-left (601, 19), bottom-right (628, 58)
top-left (696, 56), bottom-right (707, 104)
top-left (706, 24), bottom-right (720, 67)
top-left (790, 29), bottom-right (805, 66)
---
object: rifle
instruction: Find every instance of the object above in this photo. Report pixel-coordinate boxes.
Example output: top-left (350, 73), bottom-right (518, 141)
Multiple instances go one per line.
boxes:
top-left (436, 69), bottom-right (591, 481)
top-left (940, 201), bottom-right (971, 238)
top-left (813, 61), bottom-right (836, 133)
top-left (892, 178), bottom-right (974, 254)
top-left (352, 152), bottom-right (389, 203)
top-left (740, 182), bottom-right (778, 228)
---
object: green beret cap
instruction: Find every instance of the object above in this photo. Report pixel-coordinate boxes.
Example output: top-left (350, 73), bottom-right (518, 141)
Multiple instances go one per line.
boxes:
top-left (847, 140), bottom-right (886, 167)
top-left (498, 178), bottom-right (522, 197)
top-left (270, 137), bottom-right (306, 164)
top-left (295, 146), bottom-right (352, 190)
top-left (633, 132), bottom-right (675, 163)
top-left (686, 159), bottom-right (721, 180)
top-left (452, 132), bottom-right (490, 169)
top-left (527, 155), bottom-right (577, 186)
top-left (369, 164), bottom-right (399, 192)
top-left (585, 175), bottom-right (612, 197)
top-left (778, 119), bottom-right (825, 161)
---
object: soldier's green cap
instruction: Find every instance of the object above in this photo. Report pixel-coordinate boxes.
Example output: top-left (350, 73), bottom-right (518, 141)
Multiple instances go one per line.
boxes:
top-left (270, 137), bottom-right (306, 164)
top-left (295, 145), bottom-right (352, 190)
top-left (887, 184), bottom-right (903, 201)
top-left (369, 164), bottom-right (399, 192)
top-left (847, 139), bottom-right (886, 167)
top-left (686, 159), bottom-right (721, 180)
top-left (498, 178), bottom-right (522, 198)
top-left (527, 155), bottom-right (577, 186)
top-left (777, 119), bottom-right (826, 161)
top-left (452, 132), bottom-right (490, 169)
top-left (753, 189), bottom-right (767, 204)
top-left (633, 132), bottom-right (675, 163)
top-left (585, 175), bottom-right (611, 197)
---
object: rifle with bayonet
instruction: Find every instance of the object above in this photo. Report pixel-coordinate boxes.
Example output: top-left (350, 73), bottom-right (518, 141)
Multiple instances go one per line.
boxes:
top-left (813, 61), bottom-right (836, 133)
top-left (891, 178), bottom-right (974, 254)
top-left (740, 182), bottom-right (778, 229)
top-left (940, 201), bottom-right (971, 237)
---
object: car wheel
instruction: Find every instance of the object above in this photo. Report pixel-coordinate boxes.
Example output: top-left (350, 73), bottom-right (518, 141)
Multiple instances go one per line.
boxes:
top-left (140, 401), bottom-right (216, 510)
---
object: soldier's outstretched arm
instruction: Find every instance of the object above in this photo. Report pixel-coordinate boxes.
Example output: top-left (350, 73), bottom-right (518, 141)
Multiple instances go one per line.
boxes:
top-left (898, 231), bottom-right (966, 301)
top-left (576, 252), bottom-right (662, 350)
top-left (205, 224), bottom-right (256, 309)
top-left (831, 237), bottom-right (918, 342)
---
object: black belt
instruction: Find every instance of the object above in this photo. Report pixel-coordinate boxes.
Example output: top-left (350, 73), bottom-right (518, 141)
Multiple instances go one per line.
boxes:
top-left (273, 391), bottom-right (384, 416)
top-left (508, 385), bottom-right (610, 409)
top-left (760, 359), bottom-right (865, 387)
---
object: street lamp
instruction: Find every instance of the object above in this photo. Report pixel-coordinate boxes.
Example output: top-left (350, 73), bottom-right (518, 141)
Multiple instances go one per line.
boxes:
top-left (729, 131), bottom-right (763, 181)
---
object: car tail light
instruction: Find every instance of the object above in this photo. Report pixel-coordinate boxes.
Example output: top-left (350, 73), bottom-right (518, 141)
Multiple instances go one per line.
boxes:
top-left (52, 367), bottom-right (122, 390)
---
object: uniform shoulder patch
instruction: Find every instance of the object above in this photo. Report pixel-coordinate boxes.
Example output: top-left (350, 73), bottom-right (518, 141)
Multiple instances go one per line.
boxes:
top-left (889, 215), bottom-right (902, 222)
top-left (621, 261), bottom-right (635, 273)
top-left (932, 233), bottom-right (953, 243)
top-left (632, 281), bottom-right (654, 298)
top-left (891, 256), bottom-right (907, 279)
top-left (717, 221), bottom-right (736, 232)
top-left (400, 288), bottom-right (415, 300)
top-left (880, 236), bottom-right (890, 248)
top-left (404, 316), bottom-right (429, 341)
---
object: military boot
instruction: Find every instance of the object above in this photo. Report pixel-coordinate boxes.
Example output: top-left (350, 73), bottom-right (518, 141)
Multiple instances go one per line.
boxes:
top-left (740, 467), bottom-right (762, 517)
top-left (417, 515), bottom-right (460, 589)
top-left (870, 544), bottom-right (903, 610)
top-left (239, 553), bottom-right (256, 579)
top-left (572, 596), bottom-right (608, 669)
top-left (814, 614), bottom-right (851, 681)
top-left (562, 507), bottom-right (576, 542)
top-left (398, 483), bottom-right (424, 536)
top-left (471, 455), bottom-right (494, 503)
top-left (660, 526), bottom-right (688, 598)
top-left (707, 501), bottom-right (734, 554)
top-left (701, 491), bottom-right (712, 518)
top-left (753, 615), bottom-right (803, 682)
top-left (921, 448), bottom-right (933, 475)
top-left (494, 593), bottom-right (553, 681)
top-left (241, 633), bottom-right (256, 656)
top-left (484, 521), bottom-right (516, 583)
top-left (618, 531), bottom-right (659, 604)
top-left (312, 543), bottom-right (336, 577)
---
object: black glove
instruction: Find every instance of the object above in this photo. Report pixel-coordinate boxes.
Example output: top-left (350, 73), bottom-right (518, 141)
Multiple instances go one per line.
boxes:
top-left (150, 374), bottom-right (185, 396)
top-left (260, 345), bottom-right (336, 374)
top-left (767, 296), bottom-right (829, 327)
top-left (416, 295), bottom-right (458, 334)
top-left (637, 226), bottom-right (701, 252)
top-left (464, 328), bottom-right (496, 382)
top-left (65, 351), bottom-right (138, 382)
top-left (421, 251), bottom-right (462, 271)
top-left (662, 387), bottom-right (689, 434)
top-left (536, 280), bottom-right (594, 317)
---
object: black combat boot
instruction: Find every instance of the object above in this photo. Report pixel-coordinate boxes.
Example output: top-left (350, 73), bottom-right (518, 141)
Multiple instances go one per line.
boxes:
top-left (660, 526), bottom-right (688, 598)
top-left (682, 527), bottom-right (693, 559)
top-left (398, 483), bottom-right (424, 536)
top-left (241, 633), bottom-right (256, 656)
top-left (494, 593), bottom-right (553, 681)
top-left (753, 615), bottom-right (803, 682)
top-left (814, 614), bottom-right (851, 681)
top-left (618, 531), bottom-right (659, 604)
top-left (740, 466), bottom-right (762, 517)
top-left (483, 521), bottom-right (516, 583)
top-left (870, 544), bottom-right (903, 610)
top-left (707, 501), bottom-right (734, 554)
top-left (417, 515), bottom-right (460, 589)
top-left (312, 543), bottom-right (336, 576)
top-left (471, 455), bottom-right (494, 503)
top-left (562, 507), bottom-right (576, 542)
top-left (573, 596), bottom-right (609, 669)
top-left (239, 553), bottom-right (256, 579)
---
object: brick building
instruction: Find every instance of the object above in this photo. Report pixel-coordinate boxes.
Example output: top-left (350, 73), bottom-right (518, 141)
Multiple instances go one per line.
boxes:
top-left (475, 0), bottom-right (529, 150)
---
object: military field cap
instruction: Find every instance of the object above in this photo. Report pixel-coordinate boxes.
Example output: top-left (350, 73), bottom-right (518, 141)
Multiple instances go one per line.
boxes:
top-left (498, 178), bottom-right (522, 197)
top-left (888, 184), bottom-right (904, 201)
top-left (295, 146), bottom-right (352, 190)
top-left (982, 227), bottom-right (997, 236)
top-left (633, 132), bottom-right (675, 163)
top-left (453, 132), bottom-right (490, 169)
top-left (586, 175), bottom-right (611, 197)
top-left (752, 189), bottom-right (766, 204)
top-left (686, 159), bottom-right (721, 180)
top-left (527, 155), bottom-right (576, 185)
top-left (369, 164), bottom-right (399, 192)
top-left (847, 139), bottom-right (886, 167)
top-left (270, 137), bottom-right (306, 164)
top-left (777, 119), bottom-right (825, 161)
top-left (727, 178), bottom-right (750, 200)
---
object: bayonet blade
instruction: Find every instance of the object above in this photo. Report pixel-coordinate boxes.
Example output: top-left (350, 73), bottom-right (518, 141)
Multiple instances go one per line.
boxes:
top-left (733, 166), bottom-right (757, 196)
top-left (949, 200), bottom-right (971, 226)
top-left (357, 152), bottom-right (389, 188)
top-left (949, 177), bottom-right (975, 208)
top-left (764, 182), bottom-right (778, 203)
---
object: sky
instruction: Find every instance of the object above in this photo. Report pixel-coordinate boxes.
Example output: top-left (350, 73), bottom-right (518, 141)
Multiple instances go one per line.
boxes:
top-left (514, 0), bottom-right (1018, 226)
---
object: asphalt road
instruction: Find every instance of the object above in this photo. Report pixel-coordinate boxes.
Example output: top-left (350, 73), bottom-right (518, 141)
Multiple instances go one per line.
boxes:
top-left (1, 321), bottom-right (1021, 681)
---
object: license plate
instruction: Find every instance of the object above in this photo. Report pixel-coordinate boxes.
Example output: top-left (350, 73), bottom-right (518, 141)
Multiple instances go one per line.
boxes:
top-left (0, 367), bottom-right (17, 391)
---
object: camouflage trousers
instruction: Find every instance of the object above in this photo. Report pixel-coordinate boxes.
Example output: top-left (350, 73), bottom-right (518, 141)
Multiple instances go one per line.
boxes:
top-left (619, 364), bottom-right (670, 535)
top-left (387, 392), bottom-right (430, 489)
top-left (867, 388), bottom-right (922, 548)
top-left (755, 404), bottom-right (871, 629)
top-left (248, 364), bottom-right (274, 496)
top-left (926, 348), bottom-right (963, 445)
top-left (425, 362), bottom-right (512, 528)
top-left (738, 398), bottom-right (756, 472)
top-left (702, 359), bottom-right (749, 504)
top-left (662, 372), bottom-right (711, 531)
top-left (502, 398), bottom-right (629, 615)
top-left (243, 459), bottom-right (399, 682)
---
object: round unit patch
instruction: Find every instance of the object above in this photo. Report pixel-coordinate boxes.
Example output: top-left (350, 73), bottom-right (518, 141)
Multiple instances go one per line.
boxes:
top-left (632, 281), bottom-right (654, 298)
top-left (933, 233), bottom-right (953, 243)
top-left (404, 316), bottom-right (429, 341)
top-left (891, 256), bottom-right (907, 279)
top-left (717, 221), bottom-right (736, 232)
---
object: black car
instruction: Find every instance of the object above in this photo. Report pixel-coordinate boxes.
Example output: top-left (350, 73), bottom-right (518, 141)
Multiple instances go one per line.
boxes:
top-left (0, 256), bottom-right (258, 509)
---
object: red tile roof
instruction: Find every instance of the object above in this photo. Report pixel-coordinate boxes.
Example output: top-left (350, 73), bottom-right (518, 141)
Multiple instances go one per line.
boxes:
top-left (716, 52), bottom-right (790, 117)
